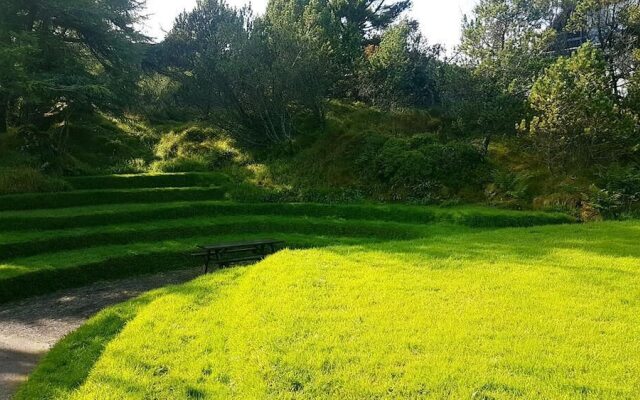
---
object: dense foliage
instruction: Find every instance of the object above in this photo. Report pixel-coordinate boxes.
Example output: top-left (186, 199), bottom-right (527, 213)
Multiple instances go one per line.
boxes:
top-left (0, 0), bottom-right (146, 136)
top-left (523, 43), bottom-right (638, 170)
top-left (1, 0), bottom-right (640, 216)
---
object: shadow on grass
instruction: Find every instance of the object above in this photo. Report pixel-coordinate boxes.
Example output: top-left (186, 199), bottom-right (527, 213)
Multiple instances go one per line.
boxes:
top-left (12, 301), bottom-right (147, 400)
top-left (1, 224), bottom-right (462, 303)
top-left (331, 221), bottom-right (640, 268)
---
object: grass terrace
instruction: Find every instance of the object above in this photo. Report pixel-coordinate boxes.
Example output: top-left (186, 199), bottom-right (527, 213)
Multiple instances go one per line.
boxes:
top-left (0, 174), bottom-right (573, 302)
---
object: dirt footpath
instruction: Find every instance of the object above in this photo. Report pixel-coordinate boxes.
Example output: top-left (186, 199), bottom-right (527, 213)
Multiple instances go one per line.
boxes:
top-left (0, 269), bottom-right (200, 400)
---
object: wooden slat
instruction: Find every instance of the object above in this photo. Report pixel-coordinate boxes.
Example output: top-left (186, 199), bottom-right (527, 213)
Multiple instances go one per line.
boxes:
top-left (198, 239), bottom-right (284, 251)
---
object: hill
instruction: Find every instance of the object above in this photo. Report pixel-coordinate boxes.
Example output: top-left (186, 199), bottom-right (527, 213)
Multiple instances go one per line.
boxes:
top-left (2, 103), bottom-right (635, 218)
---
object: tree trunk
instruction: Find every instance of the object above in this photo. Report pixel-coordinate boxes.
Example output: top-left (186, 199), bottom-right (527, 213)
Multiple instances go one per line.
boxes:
top-left (0, 99), bottom-right (7, 134)
top-left (481, 134), bottom-right (492, 158)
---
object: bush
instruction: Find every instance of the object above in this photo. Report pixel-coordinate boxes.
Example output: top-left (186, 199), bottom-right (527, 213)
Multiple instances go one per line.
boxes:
top-left (108, 158), bottom-right (148, 174)
top-left (355, 133), bottom-right (488, 200)
top-left (16, 125), bottom-right (63, 171)
top-left (153, 126), bottom-right (244, 172)
top-left (0, 167), bottom-right (71, 195)
top-left (485, 170), bottom-right (532, 208)
top-left (597, 165), bottom-right (640, 211)
top-left (586, 165), bottom-right (640, 219)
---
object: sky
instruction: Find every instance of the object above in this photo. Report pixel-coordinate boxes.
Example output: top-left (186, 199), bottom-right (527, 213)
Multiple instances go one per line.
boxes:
top-left (143, 0), bottom-right (479, 51)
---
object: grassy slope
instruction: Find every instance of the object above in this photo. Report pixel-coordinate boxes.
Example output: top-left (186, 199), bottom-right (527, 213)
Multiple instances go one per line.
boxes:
top-left (17, 221), bottom-right (640, 399)
top-left (0, 201), bottom-right (572, 231)
top-left (0, 193), bottom-right (571, 302)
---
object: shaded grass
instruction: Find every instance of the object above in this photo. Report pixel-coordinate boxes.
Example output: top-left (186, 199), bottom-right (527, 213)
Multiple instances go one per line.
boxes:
top-left (13, 268), bottom-right (248, 400)
top-left (0, 216), bottom-right (433, 261)
top-left (0, 200), bottom-right (572, 302)
top-left (0, 231), bottom-right (411, 303)
top-left (65, 173), bottom-right (230, 190)
top-left (0, 201), bottom-right (574, 231)
top-left (0, 187), bottom-right (224, 211)
top-left (22, 221), bottom-right (639, 399)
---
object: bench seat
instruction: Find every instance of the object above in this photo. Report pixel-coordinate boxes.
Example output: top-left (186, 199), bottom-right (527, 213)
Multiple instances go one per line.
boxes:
top-left (192, 239), bottom-right (285, 273)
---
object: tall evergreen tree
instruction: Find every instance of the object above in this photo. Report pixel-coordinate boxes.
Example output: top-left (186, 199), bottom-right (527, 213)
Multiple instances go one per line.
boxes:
top-left (0, 0), bottom-right (147, 132)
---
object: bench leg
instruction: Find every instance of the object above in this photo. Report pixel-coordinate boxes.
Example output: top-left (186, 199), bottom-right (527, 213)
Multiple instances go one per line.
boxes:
top-left (204, 252), bottom-right (212, 274)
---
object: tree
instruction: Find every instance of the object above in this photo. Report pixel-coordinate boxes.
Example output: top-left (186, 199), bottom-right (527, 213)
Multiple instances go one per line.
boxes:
top-left (265, 0), bottom-right (338, 118)
top-left (357, 21), bottom-right (440, 109)
top-left (568, 0), bottom-right (640, 100)
top-left (329, 0), bottom-right (411, 54)
top-left (162, 0), bottom-right (335, 145)
top-left (523, 43), bottom-right (638, 170)
top-left (454, 0), bottom-right (573, 149)
top-left (438, 63), bottom-right (523, 153)
top-left (265, 0), bottom-right (413, 98)
top-left (159, 0), bottom-right (252, 118)
top-left (460, 0), bottom-right (559, 97)
top-left (0, 0), bottom-right (147, 135)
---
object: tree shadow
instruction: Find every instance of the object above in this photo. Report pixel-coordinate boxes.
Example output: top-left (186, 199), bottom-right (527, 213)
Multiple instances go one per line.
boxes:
top-left (334, 221), bottom-right (640, 267)
top-left (0, 346), bottom-right (45, 399)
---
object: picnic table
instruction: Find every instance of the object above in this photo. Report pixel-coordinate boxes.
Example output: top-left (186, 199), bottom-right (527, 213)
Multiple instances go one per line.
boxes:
top-left (193, 239), bottom-right (285, 273)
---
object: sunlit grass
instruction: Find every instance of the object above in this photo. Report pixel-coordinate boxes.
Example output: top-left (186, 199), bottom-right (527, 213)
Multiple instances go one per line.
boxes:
top-left (19, 221), bottom-right (640, 399)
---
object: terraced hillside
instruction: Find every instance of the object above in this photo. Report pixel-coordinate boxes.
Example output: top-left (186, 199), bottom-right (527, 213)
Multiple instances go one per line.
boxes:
top-left (0, 173), bottom-right (573, 304)
top-left (5, 174), bottom-right (640, 399)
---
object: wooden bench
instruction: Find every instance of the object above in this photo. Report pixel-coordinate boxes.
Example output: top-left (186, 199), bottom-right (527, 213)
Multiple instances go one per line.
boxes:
top-left (192, 239), bottom-right (285, 273)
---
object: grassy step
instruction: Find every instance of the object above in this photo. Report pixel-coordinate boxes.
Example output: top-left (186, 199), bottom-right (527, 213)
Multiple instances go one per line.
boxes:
top-left (0, 201), bottom-right (574, 231)
top-left (0, 187), bottom-right (225, 211)
top-left (0, 233), bottom-right (380, 303)
top-left (66, 173), bottom-right (231, 190)
top-left (0, 216), bottom-right (433, 261)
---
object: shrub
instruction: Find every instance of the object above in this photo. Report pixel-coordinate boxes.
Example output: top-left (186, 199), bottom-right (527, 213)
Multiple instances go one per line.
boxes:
top-left (585, 165), bottom-right (640, 219)
top-left (355, 133), bottom-right (488, 200)
top-left (597, 165), bottom-right (640, 211)
top-left (485, 170), bottom-right (532, 208)
top-left (108, 158), bottom-right (148, 174)
top-left (533, 192), bottom-right (583, 216)
top-left (0, 167), bottom-right (71, 195)
top-left (153, 126), bottom-right (244, 172)
top-left (16, 125), bottom-right (62, 171)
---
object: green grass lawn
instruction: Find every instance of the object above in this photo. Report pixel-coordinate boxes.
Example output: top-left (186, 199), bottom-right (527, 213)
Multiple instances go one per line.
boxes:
top-left (4, 173), bottom-right (637, 399)
top-left (15, 221), bottom-right (640, 399)
top-left (0, 192), bottom-right (571, 302)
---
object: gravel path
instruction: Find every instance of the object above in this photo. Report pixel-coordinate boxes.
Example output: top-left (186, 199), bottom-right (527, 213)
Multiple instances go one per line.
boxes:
top-left (0, 269), bottom-right (201, 400)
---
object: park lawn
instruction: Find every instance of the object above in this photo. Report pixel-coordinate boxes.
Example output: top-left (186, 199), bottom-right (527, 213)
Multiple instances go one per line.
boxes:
top-left (17, 220), bottom-right (640, 400)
